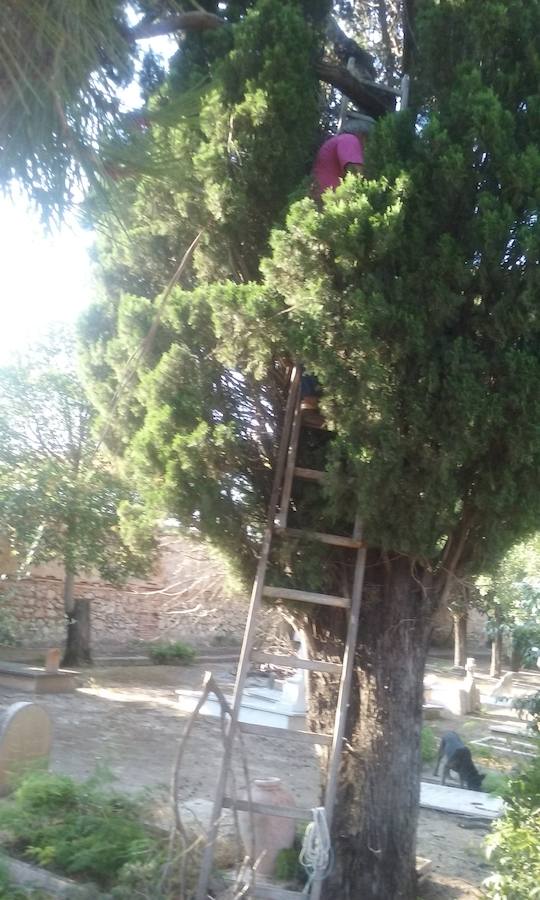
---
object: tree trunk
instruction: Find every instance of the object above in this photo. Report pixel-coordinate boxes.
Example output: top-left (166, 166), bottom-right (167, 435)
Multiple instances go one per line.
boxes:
top-left (453, 611), bottom-right (467, 668)
top-left (510, 642), bottom-right (522, 672)
top-left (306, 553), bottom-right (432, 900)
top-left (490, 631), bottom-right (503, 678)
top-left (62, 586), bottom-right (92, 667)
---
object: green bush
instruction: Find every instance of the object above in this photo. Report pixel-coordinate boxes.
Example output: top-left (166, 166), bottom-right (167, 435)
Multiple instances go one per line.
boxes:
top-left (0, 772), bottom-right (163, 888)
top-left (484, 754), bottom-right (540, 898)
top-left (148, 641), bottom-right (197, 665)
top-left (482, 772), bottom-right (509, 796)
top-left (515, 690), bottom-right (540, 734)
top-left (421, 726), bottom-right (438, 763)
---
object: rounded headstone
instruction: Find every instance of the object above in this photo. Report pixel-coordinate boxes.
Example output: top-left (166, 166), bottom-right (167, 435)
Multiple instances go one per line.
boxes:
top-left (0, 702), bottom-right (52, 796)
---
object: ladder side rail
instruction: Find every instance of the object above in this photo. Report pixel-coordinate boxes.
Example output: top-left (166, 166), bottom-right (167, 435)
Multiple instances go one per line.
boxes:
top-left (267, 365), bottom-right (302, 526)
top-left (309, 518), bottom-right (367, 900)
top-left (195, 366), bottom-right (301, 900)
top-left (231, 364), bottom-right (302, 716)
top-left (276, 394), bottom-right (303, 529)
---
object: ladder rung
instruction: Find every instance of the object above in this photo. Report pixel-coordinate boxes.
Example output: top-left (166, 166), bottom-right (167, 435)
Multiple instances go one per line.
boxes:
top-left (250, 650), bottom-right (342, 675)
top-left (222, 797), bottom-right (311, 821)
top-left (263, 586), bottom-right (350, 609)
top-left (293, 467), bottom-right (325, 482)
top-left (252, 885), bottom-right (304, 900)
top-left (276, 526), bottom-right (364, 549)
top-left (238, 721), bottom-right (332, 746)
top-left (223, 874), bottom-right (303, 900)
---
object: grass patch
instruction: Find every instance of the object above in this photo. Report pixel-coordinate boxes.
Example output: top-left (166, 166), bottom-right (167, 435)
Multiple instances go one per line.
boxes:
top-left (421, 726), bottom-right (438, 763)
top-left (148, 641), bottom-right (197, 665)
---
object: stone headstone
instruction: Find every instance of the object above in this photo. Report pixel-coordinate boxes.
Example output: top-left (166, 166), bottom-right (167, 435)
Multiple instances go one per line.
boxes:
top-left (463, 671), bottom-right (481, 712)
top-left (45, 649), bottom-right (61, 673)
top-left (489, 671), bottom-right (513, 700)
top-left (448, 686), bottom-right (470, 716)
top-left (0, 702), bottom-right (52, 796)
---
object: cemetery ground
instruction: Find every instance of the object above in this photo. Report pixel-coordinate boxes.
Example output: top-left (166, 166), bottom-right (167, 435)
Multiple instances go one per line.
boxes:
top-left (0, 652), bottom-right (538, 899)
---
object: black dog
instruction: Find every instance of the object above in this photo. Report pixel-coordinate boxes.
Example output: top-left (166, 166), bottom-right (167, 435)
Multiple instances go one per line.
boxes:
top-left (433, 731), bottom-right (485, 791)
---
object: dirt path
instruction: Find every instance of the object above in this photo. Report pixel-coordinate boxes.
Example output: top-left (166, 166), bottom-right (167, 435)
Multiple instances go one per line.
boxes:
top-left (0, 659), bottom-right (537, 898)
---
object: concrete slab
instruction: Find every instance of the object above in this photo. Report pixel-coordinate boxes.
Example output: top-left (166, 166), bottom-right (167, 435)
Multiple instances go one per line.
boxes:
top-left (176, 687), bottom-right (306, 731)
top-left (471, 735), bottom-right (536, 758)
top-left (420, 781), bottom-right (504, 819)
top-left (4, 855), bottom-right (90, 897)
top-left (0, 661), bottom-right (78, 693)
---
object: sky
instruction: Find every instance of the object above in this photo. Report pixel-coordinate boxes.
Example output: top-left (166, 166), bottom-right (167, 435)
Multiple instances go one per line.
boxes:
top-left (0, 196), bottom-right (94, 364)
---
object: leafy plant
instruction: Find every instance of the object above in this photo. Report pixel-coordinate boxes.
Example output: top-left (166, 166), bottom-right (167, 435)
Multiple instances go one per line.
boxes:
top-left (482, 773), bottom-right (509, 796)
top-left (421, 727), bottom-right (438, 763)
top-left (484, 755), bottom-right (540, 898)
top-left (515, 691), bottom-right (540, 734)
top-left (0, 771), bottom-right (163, 888)
top-left (274, 846), bottom-right (306, 885)
top-left (148, 641), bottom-right (196, 665)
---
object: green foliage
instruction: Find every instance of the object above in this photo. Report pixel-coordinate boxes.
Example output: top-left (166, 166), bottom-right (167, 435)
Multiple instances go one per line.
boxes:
top-left (0, 326), bottom-right (155, 590)
top-left (476, 534), bottom-right (540, 665)
top-left (148, 640), bottom-right (196, 664)
top-left (274, 846), bottom-right (306, 885)
top-left (82, 0), bottom-right (540, 594)
top-left (0, 0), bottom-right (134, 223)
top-left (420, 726), bottom-right (437, 763)
top-left (515, 691), bottom-right (540, 734)
top-left (482, 773), bottom-right (509, 796)
top-left (484, 755), bottom-right (540, 898)
top-left (0, 771), bottom-right (162, 888)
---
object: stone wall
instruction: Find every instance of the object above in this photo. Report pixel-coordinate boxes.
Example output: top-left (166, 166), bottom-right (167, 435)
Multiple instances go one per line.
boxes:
top-left (1, 538), bottom-right (251, 649)
top-left (430, 601), bottom-right (488, 650)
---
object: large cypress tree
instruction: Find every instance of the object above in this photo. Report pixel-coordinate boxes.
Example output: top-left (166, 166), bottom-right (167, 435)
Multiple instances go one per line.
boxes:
top-left (80, 1), bottom-right (540, 897)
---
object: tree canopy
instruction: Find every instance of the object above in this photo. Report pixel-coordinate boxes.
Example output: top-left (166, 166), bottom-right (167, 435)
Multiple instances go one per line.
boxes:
top-left (83, 0), bottom-right (540, 599)
top-left (1, 0), bottom-right (395, 222)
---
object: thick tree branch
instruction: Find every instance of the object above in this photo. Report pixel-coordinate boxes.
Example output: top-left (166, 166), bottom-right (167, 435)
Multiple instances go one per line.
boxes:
top-left (130, 11), bottom-right (224, 41)
top-left (326, 17), bottom-right (377, 79)
top-left (402, 0), bottom-right (418, 74)
top-left (315, 61), bottom-right (396, 117)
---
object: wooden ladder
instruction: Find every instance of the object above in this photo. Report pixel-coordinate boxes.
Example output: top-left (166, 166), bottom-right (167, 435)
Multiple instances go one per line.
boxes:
top-left (195, 366), bottom-right (367, 900)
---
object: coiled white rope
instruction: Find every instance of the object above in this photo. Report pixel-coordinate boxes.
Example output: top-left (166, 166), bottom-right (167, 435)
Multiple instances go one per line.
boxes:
top-left (299, 806), bottom-right (333, 895)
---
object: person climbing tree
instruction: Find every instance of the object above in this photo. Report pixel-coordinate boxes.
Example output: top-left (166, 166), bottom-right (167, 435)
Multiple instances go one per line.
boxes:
top-left (311, 113), bottom-right (376, 198)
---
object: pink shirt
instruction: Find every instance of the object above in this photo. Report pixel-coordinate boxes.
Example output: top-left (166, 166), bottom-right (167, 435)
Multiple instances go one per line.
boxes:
top-left (312, 133), bottom-right (364, 197)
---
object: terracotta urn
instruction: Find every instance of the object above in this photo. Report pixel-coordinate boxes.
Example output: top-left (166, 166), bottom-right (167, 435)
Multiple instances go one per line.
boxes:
top-left (238, 777), bottom-right (297, 875)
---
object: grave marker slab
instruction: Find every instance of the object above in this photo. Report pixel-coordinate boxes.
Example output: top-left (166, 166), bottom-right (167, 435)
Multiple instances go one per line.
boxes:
top-left (0, 702), bottom-right (52, 796)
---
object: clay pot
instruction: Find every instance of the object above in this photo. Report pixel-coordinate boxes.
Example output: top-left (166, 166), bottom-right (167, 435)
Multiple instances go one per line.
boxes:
top-left (238, 777), bottom-right (297, 875)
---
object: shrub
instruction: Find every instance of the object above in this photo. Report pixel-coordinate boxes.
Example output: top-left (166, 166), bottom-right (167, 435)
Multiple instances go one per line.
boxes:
top-left (0, 771), bottom-right (163, 888)
top-left (149, 641), bottom-right (196, 665)
top-left (484, 754), bottom-right (540, 898)
top-left (514, 690), bottom-right (540, 734)
top-left (482, 772), bottom-right (509, 796)
top-left (421, 726), bottom-right (438, 763)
